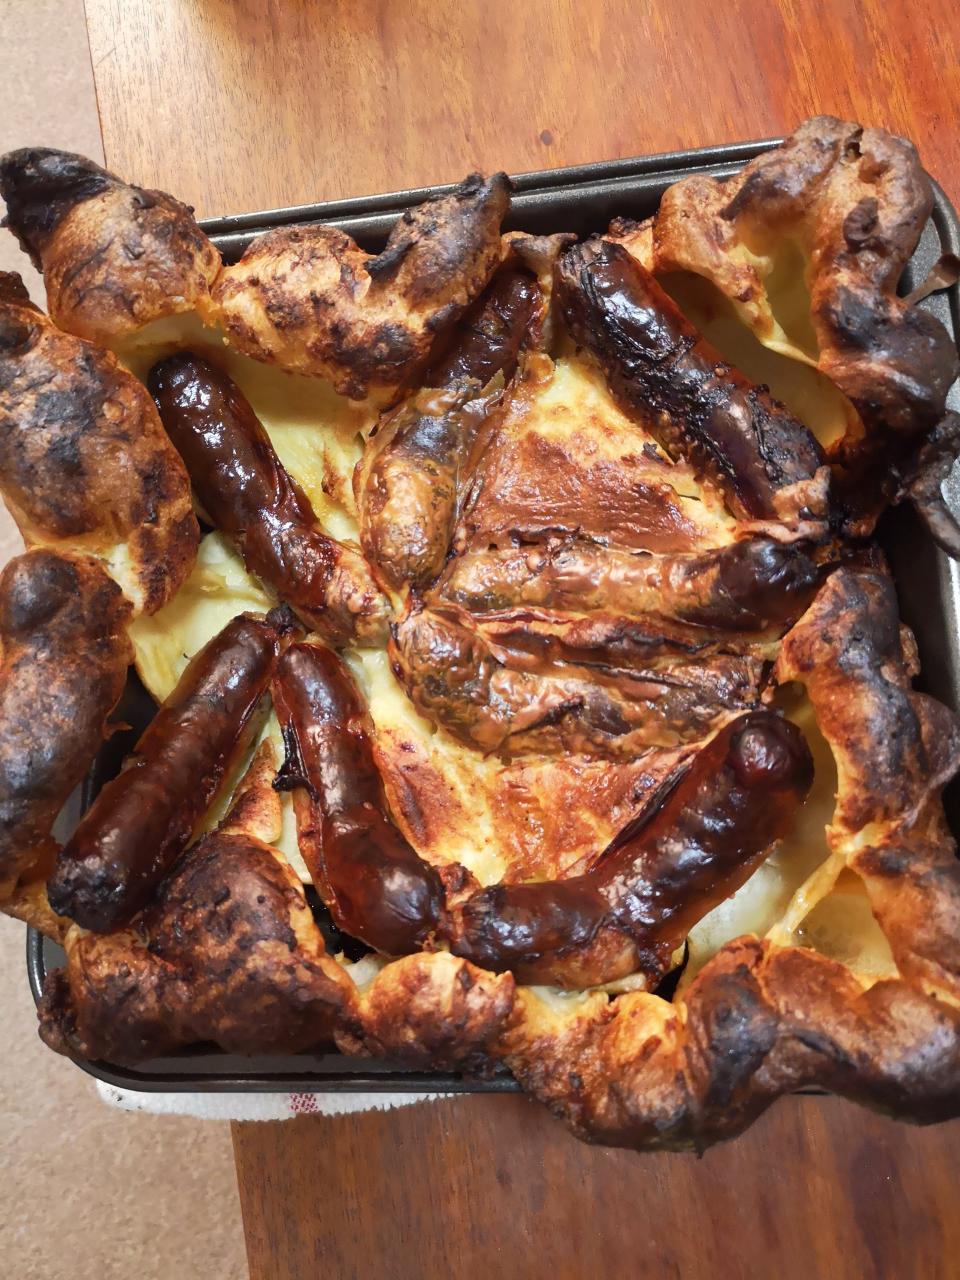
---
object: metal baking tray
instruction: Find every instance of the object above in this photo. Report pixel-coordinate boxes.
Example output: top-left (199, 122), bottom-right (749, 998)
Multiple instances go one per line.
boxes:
top-left (26, 135), bottom-right (960, 1093)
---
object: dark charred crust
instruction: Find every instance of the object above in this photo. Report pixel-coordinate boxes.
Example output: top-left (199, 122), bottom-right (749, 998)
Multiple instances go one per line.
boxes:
top-left (369, 173), bottom-right (511, 302)
top-left (0, 148), bottom-right (220, 342)
top-left (0, 549), bottom-right (132, 892)
top-left (501, 940), bottom-right (960, 1150)
top-left (39, 832), bottom-right (355, 1064)
top-left (210, 174), bottom-right (510, 394)
top-left (777, 566), bottom-right (960, 832)
top-left (0, 287), bottom-right (198, 612)
top-left (0, 271), bottom-right (38, 312)
top-left (687, 965), bottom-right (780, 1112)
top-left (820, 289), bottom-right (959, 473)
top-left (0, 149), bottom-right (115, 264)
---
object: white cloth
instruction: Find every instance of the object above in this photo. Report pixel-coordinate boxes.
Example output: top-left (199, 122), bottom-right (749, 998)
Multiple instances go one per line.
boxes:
top-left (95, 1080), bottom-right (443, 1120)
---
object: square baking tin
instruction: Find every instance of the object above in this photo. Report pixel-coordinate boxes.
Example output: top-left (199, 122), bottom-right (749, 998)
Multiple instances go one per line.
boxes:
top-left (27, 136), bottom-right (960, 1093)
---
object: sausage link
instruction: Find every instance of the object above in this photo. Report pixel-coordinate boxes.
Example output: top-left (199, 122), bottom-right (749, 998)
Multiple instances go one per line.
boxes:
top-left (47, 612), bottom-right (280, 931)
top-left (425, 264), bottom-right (540, 388)
top-left (272, 642), bottom-right (443, 954)
top-left (437, 536), bottom-right (821, 631)
top-left (390, 605), bottom-right (761, 757)
top-left (556, 239), bottom-right (827, 522)
top-left (360, 266), bottom-right (539, 591)
top-left (447, 709), bottom-right (813, 985)
top-left (149, 353), bottom-right (388, 647)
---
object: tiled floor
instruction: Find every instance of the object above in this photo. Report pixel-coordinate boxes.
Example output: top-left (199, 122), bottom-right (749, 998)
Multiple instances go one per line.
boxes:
top-left (0, 4), bottom-right (248, 1276)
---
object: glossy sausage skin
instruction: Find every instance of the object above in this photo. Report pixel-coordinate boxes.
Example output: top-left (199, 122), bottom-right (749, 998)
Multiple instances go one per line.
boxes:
top-left (360, 266), bottom-right (539, 591)
top-left (448, 710), bottom-right (813, 985)
top-left (272, 642), bottom-right (443, 954)
top-left (149, 354), bottom-right (388, 647)
top-left (426, 263), bottom-right (539, 388)
top-left (47, 613), bottom-right (280, 931)
top-left (437, 536), bottom-right (821, 631)
top-left (556, 239), bottom-right (826, 522)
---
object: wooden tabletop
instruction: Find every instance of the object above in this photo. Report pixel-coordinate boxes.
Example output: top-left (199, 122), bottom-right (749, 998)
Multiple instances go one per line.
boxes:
top-left (81, 2), bottom-right (960, 1276)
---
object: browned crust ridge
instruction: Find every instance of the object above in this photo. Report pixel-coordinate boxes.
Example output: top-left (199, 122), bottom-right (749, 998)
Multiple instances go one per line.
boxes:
top-left (0, 271), bottom-right (199, 613)
top-left (0, 148), bottom-right (220, 345)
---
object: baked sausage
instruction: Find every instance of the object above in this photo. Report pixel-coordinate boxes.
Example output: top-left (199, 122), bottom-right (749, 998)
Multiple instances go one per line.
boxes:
top-left (446, 709), bottom-right (813, 985)
top-left (47, 612), bottom-right (281, 931)
top-left (556, 239), bottom-right (828, 523)
top-left (390, 605), bottom-right (762, 757)
top-left (436, 536), bottom-right (821, 631)
top-left (149, 353), bottom-right (389, 647)
top-left (359, 265), bottom-right (540, 591)
top-left (272, 642), bottom-right (443, 954)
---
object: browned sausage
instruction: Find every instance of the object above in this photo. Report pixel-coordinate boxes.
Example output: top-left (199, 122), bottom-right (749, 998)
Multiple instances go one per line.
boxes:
top-left (390, 605), bottom-right (762, 757)
top-left (272, 642), bottom-right (443, 954)
top-left (446, 709), bottom-right (813, 985)
top-left (148, 354), bottom-right (389, 647)
top-left (47, 612), bottom-right (281, 931)
top-left (436, 536), bottom-right (821, 631)
top-left (556, 239), bottom-right (828, 523)
top-left (359, 266), bottom-right (540, 591)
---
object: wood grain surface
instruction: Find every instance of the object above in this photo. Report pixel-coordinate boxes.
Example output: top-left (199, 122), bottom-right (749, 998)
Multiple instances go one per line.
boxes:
top-left (84, 0), bottom-right (960, 217)
top-left (80, 1), bottom-right (960, 1276)
top-left (234, 1095), bottom-right (960, 1280)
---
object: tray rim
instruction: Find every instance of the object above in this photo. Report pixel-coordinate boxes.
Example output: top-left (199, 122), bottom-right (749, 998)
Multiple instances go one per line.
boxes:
top-left (26, 133), bottom-right (960, 1094)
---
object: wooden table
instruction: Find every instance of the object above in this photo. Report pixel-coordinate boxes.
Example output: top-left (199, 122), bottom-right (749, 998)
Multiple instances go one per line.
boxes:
top-left (80, 2), bottom-right (960, 1276)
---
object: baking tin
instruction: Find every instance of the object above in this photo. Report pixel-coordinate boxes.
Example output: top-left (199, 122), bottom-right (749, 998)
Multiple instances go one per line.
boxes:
top-left (27, 136), bottom-right (960, 1093)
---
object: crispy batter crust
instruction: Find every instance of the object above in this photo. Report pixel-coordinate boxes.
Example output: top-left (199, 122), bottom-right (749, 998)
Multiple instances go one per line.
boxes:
top-left (0, 549), bottom-right (132, 896)
top-left (0, 148), bottom-right (220, 345)
top-left (208, 174), bottom-right (510, 397)
top-left (39, 831), bottom-right (354, 1063)
top-left (499, 939), bottom-right (960, 1150)
top-left (776, 566), bottom-right (960, 1005)
top-left (0, 273), bottom-right (199, 613)
top-left (455, 353), bottom-right (737, 556)
top-left (31, 569), bottom-right (960, 1145)
top-left (335, 952), bottom-right (515, 1069)
top-left (618, 116), bottom-right (960, 528)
